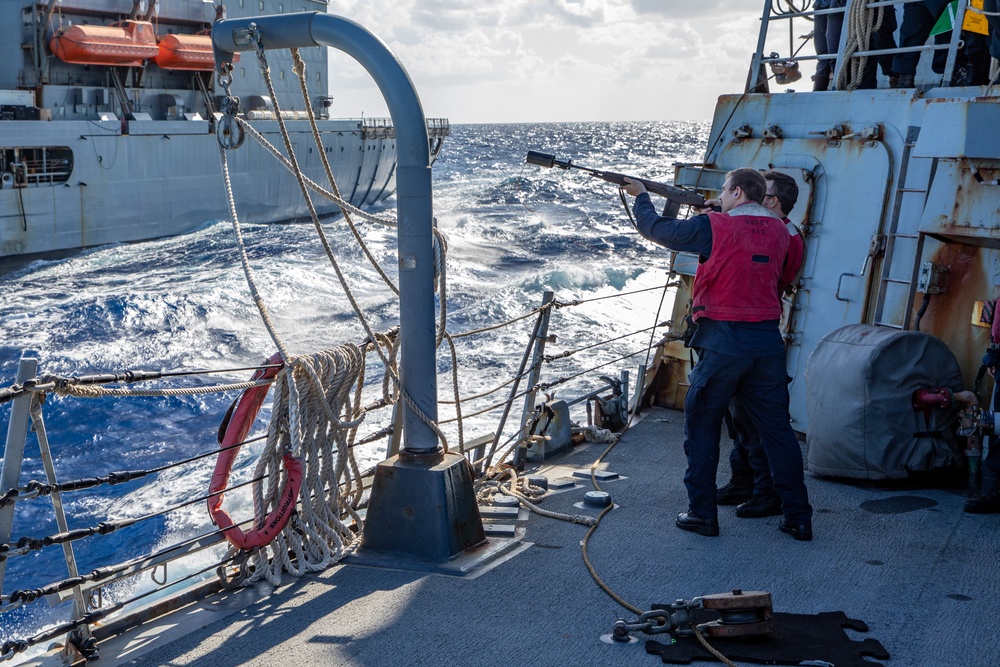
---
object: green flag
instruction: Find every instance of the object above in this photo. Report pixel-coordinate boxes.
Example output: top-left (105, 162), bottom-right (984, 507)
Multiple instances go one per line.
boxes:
top-left (930, 0), bottom-right (989, 36)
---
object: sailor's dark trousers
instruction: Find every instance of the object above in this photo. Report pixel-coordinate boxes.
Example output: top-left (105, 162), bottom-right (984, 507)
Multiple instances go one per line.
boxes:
top-left (986, 380), bottom-right (1000, 492)
top-left (683, 349), bottom-right (812, 523)
top-left (813, 0), bottom-right (846, 84)
top-left (726, 397), bottom-right (775, 496)
top-left (893, 0), bottom-right (989, 79)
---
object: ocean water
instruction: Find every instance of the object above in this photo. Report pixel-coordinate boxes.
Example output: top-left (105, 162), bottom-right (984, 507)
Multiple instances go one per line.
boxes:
top-left (0, 120), bottom-right (708, 648)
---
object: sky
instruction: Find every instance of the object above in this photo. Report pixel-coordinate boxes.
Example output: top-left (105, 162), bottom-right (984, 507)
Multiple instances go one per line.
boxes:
top-left (324, 0), bottom-right (806, 124)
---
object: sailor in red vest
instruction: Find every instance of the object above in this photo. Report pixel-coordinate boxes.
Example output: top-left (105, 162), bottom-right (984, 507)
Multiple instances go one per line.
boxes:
top-left (973, 310), bottom-right (1000, 513)
top-left (622, 168), bottom-right (813, 540)
top-left (717, 171), bottom-right (804, 520)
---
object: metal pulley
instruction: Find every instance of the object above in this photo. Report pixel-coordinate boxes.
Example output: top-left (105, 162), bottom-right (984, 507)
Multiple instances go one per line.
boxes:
top-left (216, 113), bottom-right (245, 150)
top-left (216, 96), bottom-right (245, 150)
top-left (698, 589), bottom-right (773, 638)
top-left (609, 589), bottom-right (773, 642)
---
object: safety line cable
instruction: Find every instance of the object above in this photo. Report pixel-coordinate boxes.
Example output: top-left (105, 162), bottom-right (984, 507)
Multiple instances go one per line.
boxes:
top-left (3, 518), bottom-right (256, 610)
top-left (562, 282), bottom-right (680, 306)
top-left (447, 303), bottom-right (551, 338)
top-left (545, 322), bottom-right (669, 362)
top-left (437, 374), bottom-right (517, 405)
top-left (537, 343), bottom-right (660, 391)
top-left (0, 473), bottom-right (267, 562)
top-left (438, 386), bottom-right (533, 425)
top-left (0, 556), bottom-right (237, 663)
top-left (0, 434), bottom-right (266, 507)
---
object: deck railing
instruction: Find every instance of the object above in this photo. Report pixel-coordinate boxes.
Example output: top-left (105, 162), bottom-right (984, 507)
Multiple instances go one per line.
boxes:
top-left (0, 278), bottom-right (677, 663)
top-left (749, 0), bottom-right (989, 92)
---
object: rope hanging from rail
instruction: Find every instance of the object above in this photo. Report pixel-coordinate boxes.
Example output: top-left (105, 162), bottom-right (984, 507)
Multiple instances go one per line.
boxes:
top-left (290, 48), bottom-right (400, 296)
top-left (836, 0), bottom-right (885, 91)
top-left (241, 344), bottom-right (367, 584)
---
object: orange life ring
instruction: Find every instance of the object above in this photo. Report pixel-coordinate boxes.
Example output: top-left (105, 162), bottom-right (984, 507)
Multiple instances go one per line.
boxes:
top-left (207, 353), bottom-right (303, 550)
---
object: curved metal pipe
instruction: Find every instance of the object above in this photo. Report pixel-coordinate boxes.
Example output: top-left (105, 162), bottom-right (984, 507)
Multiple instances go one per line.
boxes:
top-left (212, 12), bottom-right (438, 453)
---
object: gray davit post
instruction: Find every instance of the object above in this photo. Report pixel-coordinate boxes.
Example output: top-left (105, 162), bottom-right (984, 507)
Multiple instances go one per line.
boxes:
top-left (211, 12), bottom-right (485, 561)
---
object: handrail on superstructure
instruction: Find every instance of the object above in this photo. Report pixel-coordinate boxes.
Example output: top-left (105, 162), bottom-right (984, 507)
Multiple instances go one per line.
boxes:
top-left (749, 0), bottom-right (982, 93)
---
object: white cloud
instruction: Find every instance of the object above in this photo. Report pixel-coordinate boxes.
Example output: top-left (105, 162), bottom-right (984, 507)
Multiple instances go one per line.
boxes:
top-left (322, 0), bottom-right (776, 123)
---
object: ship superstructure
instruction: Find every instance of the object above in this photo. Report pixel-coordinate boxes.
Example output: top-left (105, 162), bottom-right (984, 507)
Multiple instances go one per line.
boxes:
top-left (0, 0), bottom-right (449, 260)
top-left (647, 0), bottom-right (1000, 484)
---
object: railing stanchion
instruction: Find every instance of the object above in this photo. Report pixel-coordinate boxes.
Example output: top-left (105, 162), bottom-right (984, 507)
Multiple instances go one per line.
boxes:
top-left (481, 293), bottom-right (552, 472)
top-left (0, 354), bottom-right (37, 594)
top-left (512, 291), bottom-right (556, 468)
top-left (941, 0), bottom-right (970, 86)
top-left (632, 363), bottom-right (647, 415)
top-left (29, 399), bottom-right (88, 629)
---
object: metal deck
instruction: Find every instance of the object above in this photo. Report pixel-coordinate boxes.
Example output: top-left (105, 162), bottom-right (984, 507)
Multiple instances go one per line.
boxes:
top-left (91, 407), bottom-right (997, 667)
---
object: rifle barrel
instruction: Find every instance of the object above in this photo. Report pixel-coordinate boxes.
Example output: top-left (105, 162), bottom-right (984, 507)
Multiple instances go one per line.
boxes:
top-left (525, 150), bottom-right (705, 207)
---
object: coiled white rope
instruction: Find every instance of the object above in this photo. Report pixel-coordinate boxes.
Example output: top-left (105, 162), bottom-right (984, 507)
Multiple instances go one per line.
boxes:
top-left (836, 1), bottom-right (884, 91)
top-left (241, 345), bottom-right (367, 585)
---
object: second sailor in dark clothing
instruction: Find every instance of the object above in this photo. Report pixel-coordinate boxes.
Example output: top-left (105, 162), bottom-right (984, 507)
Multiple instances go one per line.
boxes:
top-left (621, 168), bottom-right (813, 541)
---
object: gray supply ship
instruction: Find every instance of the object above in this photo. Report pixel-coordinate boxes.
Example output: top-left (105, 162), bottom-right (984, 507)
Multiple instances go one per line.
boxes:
top-left (2, 2), bottom-right (1000, 667)
top-left (0, 0), bottom-right (449, 262)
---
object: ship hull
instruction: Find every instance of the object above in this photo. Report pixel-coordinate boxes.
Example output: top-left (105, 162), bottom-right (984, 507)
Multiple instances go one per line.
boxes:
top-left (0, 117), bottom-right (403, 259)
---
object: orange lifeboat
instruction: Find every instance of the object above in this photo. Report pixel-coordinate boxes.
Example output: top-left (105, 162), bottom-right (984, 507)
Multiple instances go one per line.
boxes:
top-left (50, 20), bottom-right (158, 67)
top-left (155, 33), bottom-right (239, 71)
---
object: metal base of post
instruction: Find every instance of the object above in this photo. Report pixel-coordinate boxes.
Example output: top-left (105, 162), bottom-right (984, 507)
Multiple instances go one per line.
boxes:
top-left (526, 400), bottom-right (573, 462)
top-left (360, 451), bottom-right (486, 561)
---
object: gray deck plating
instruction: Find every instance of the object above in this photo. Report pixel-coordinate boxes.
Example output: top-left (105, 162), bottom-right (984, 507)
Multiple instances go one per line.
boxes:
top-left (95, 407), bottom-right (997, 667)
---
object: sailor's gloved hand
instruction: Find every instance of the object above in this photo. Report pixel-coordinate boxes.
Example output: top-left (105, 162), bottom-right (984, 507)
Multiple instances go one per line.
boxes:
top-left (983, 344), bottom-right (1000, 370)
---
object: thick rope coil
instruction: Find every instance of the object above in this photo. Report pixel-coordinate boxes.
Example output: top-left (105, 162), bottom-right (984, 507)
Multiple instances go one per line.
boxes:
top-left (236, 345), bottom-right (366, 586)
top-left (475, 466), bottom-right (596, 526)
top-left (836, 1), bottom-right (883, 91)
top-left (580, 425), bottom-right (620, 444)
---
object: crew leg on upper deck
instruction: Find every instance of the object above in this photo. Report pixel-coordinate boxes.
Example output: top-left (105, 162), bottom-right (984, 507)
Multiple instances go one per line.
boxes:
top-left (892, 0), bottom-right (953, 87)
top-left (812, 0), bottom-right (846, 90)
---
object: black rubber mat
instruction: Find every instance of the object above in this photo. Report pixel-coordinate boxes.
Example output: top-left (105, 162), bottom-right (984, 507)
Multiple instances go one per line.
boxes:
top-left (645, 608), bottom-right (889, 666)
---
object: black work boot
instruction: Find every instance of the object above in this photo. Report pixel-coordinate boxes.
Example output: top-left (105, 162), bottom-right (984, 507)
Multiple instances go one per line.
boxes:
top-left (717, 479), bottom-right (753, 505)
top-left (964, 488), bottom-right (1000, 514)
top-left (736, 494), bottom-right (782, 518)
top-left (676, 512), bottom-right (720, 537)
top-left (892, 73), bottom-right (915, 88)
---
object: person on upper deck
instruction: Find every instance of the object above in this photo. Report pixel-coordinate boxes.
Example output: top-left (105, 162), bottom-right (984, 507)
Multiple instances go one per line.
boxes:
top-left (621, 169), bottom-right (814, 541)
top-left (859, 4), bottom-right (900, 89)
top-left (892, 0), bottom-right (990, 87)
top-left (717, 171), bottom-right (804, 520)
top-left (812, 0), bottom-right (846, 91)
top-left (983, 0), bottom-right (1000, 81)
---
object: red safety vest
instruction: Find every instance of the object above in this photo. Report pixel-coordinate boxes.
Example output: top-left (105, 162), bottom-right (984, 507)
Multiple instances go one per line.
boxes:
top-left (780, 219), bottom-right (805, 293)
top-left (691, 206), bottom-right (789, 323)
